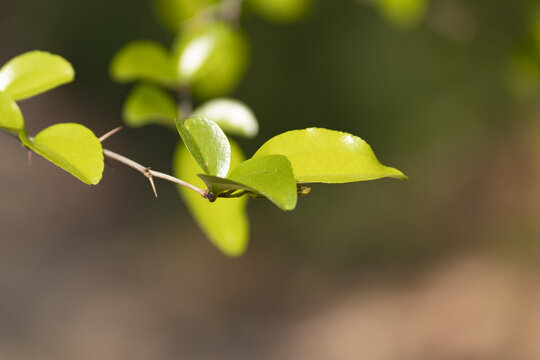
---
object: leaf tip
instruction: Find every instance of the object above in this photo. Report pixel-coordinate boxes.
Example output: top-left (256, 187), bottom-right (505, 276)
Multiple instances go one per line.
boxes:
top-left (385, 166), bottom-right (408, 181)
top-left (220, 244), bottom-right (248, 258)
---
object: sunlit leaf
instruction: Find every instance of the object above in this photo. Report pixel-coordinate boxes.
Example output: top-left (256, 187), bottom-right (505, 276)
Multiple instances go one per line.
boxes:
top-left (244, 0), bottom-right (312, 23)
top-left (0, 51), bottom-right (74, 100)
top-left (198, 155), bottom-right (297, 211)
top-left (123, 83), bottom-right (178, 128)
top-left (0, 91), bottom-right (24, 132)
top-left (173, 22), bottom-right (249, 98)
top-left (152, 0), bottom-right (219, 32)
top-left (191, 98), bottom-right (258, 137)
top-left (21, 123), bottom-right (104, 185)
top-left (173, 140), bottom-right (249, 257)
top-left (228, 154), bottom-right (297, 210)
top-left (110, 40), bottom-right (178, 85)
top-left (254, 128), bottom-right (407, 183)
top-left (176, 117), bottom-right (231, 177)
top-left (376, 0), bottom-right (427, 29)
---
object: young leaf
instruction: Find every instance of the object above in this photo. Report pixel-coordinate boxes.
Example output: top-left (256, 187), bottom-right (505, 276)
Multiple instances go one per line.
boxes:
top-left (0, 51), bottom-right (74, 100)
top-left (244, 0), bottom-right (312, 23)
top-left (227, 155), bottom-right (297, 211)
top-left (376, 0), bottom-right (427, 29)
top-left (254, 128), bottom-right (407, 183)
top-left (0, 91), bottom-right (24, 132)
top-left (123, 83), bottom-right (177, 128)
top-left (176, 117), bottom-right (231, 177)
top-left (198, 174), bottom-right (257, 196)
top-left (191, 98), bottom-right (258, 138)
top-left (110, 41), bottom-right (178, 85)
top-left (23, 123), bottom-right (104, 185)
top-left (173, 22), bottom-right (249, 98)
top-left (173, 140), bottom-right (249, 257)
top-left (152, 0), bottom-right (219, 32)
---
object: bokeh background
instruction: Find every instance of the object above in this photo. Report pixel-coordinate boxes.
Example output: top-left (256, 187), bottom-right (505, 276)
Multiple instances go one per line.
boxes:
top-left (3, 0), bottom-right (540, 359)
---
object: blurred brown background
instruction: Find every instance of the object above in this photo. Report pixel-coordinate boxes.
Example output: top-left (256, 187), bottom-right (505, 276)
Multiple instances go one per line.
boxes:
top-left (2, 0), bottom-right (540, 359)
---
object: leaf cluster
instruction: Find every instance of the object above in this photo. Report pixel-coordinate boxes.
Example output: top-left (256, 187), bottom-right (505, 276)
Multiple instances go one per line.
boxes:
top-left (0, 51), bottom-right (104, 185)
top-left (0, 0), bottom-right (408, 257)
top-left (108, 0), bottom-right (407, 255)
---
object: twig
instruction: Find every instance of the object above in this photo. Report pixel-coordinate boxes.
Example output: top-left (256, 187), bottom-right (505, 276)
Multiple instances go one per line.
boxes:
top-left (178, 86), bottom-right (192, 121)
top-left (177, 0), bottom-right (242, 27)
top-left (221, 0), bottom-right (243, 26)
top-left (0, 126), bottom-right (214, 201)
top-left (178, 3), bottom-right (220, 26)
top-left (99, 126), bottom-right (123, 143)
top-left (102, 148), bottom-right (212, 200)
top-left (175, 0), bottom-right (242, 122)
top-left (98, 127), bottom-right (210, 199)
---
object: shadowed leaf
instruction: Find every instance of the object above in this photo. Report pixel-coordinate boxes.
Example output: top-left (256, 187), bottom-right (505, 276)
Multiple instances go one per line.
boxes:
top-left (123, 83), bottom-right (177, 128)
top-left (173, 22), bottom-right (249, 98)
top-left (110, 41), bottom-right (177, 85)
top-left (173, 140), bottom-right (249, 257)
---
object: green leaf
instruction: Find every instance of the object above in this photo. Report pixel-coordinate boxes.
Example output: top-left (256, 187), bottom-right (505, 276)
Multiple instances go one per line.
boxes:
top-left (191, 98), bottom-right (258, 138)
top-left (198, 155), bottom-right (297, 210)
top-left (176, 117), bottom-right (231, 177)
top-left (151, 0), bottom-right (219, 32)
top-left (254, 128), bottom-right (407, 183)
top-left (198, 174), bottom-right (257, 196)
top-left (199, 155), bottom-right (297, 210)
top-left (0, 91), bottom-right (24, 132)
top-left (505, 52), bottom-right (540, 99)
top-left (376, 0), bottom-right (427, 29)
top-left (244, 0), bottom-right (312, 23)
top-left (173, 139), bottom-right (249, 257)
top-left (0, 51), bottom-right (74, 100)
top-left (173, 22), bottom-right (249, 98)
top-left (227, 155), bottom-right (297, 211)
top-left (123, 83), bottom-right (178, 128)
top-left (110, 41), bottom-right (177, 85)
top-left (24, 123), bottom-right (104, 185)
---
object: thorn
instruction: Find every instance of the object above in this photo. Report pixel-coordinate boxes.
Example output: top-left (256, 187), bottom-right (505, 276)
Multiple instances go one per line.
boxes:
top-left (27, 150), bottom-right (32, 165)
top-left (148, 177), bottom-right (158, 198)
top-left (144, 168), bottom-right (158, 198)
top-left (99, 126), bottom-right (123, 143)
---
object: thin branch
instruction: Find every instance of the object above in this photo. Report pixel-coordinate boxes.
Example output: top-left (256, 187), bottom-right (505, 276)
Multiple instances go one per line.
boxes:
top-left (2, 128), bottom-right (309, 203)
top-left (177, 0), bottom-right (242, 27)
top-left (221, 0), bottom-right (243, 26)
top-left (178, 3), bottom-right (220, 26)
top-left (178, 86), bottom-right (192, 121)
top-left (99, 126), bottom-right (123, 143)
top-left (102, 148), bottom-right (213, 200)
